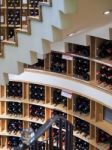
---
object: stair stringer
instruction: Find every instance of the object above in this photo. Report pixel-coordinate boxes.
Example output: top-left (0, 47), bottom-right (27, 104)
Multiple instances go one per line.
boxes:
top-left (0, 0), bottom-right (76, 85)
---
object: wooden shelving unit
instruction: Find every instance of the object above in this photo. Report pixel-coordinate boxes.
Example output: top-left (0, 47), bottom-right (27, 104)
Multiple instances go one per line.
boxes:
top-left (23, 35), bottom-right (112, 149)
top-left (25, 36), bottom-right (112, 93)
top-left (0, 79), bottom-right (111, 149)
top-left (0, 0), bottom-right (47, 54)
top-left (0, 1), bottom-right (112, 149)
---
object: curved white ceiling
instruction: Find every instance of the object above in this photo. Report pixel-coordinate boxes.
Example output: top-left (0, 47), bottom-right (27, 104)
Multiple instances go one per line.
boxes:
top-left (63, 0), bottom-right (112, 36)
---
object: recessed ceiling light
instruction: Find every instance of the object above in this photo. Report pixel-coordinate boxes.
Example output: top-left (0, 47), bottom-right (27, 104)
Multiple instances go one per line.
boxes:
top-left (68, 33), bottom-right (75, 37)
top-left (103, 10), bottom-right (111, 15)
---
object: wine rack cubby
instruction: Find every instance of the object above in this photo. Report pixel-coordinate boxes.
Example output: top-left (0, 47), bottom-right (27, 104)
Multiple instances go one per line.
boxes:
top-left (51, 88), bottom-right (67, 108)
top-left (7, 119), bottom-right (23, 135)
top-left (6, 81), bottom-right (23, 99)
top-left (74, 117), bottom-right (90, 138)
top-left (74, 137), bottom-right (89, 150)
top-left (95, 38), bottom-right (112, 61)
top-left (50, 52), bottom-right (67, 74)
top-left (0, 80), bottom-right (111, 149)
top-left (28, 59), bottom-right (45, 70)
top-left (7, 136), bottom-right (22, 149)
top-left (73, 95), bottom-right (90, 115)
top-left (29, 83), bottom-right (45, 103)
top-left (96, 63), bottom-right (112, 91)
top-left (73, 57), bottom-right (90, 81)
top-left (68, 43), bottom-right (90, 57)
top-left (7, 102), bottom-right (23, 117)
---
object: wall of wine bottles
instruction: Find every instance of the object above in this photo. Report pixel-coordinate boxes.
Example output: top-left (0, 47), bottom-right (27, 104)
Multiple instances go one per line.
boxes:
top-left (0, 80), bottom-right (112, 150)
top-left (0, 5), bottom-right (112, 148)
top-left (0, 0), bottom-right (47, 54)
top-left (25, 36), bottom-right (112, 94)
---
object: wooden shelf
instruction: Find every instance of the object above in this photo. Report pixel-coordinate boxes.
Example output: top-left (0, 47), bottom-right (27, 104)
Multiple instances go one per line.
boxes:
top-left (5, 71), bottom-right (112, 148)
top-left (25, 48), bottom-right (112, 94)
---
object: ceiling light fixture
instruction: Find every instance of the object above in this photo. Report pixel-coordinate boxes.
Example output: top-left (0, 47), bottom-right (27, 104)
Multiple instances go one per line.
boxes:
top-left (68, 33), bottom-right (75, 37)
top-left (103, 10), bottom-right (112, 15)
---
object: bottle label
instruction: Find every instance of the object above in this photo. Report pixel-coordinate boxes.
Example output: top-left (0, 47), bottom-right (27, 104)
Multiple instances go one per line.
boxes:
top-left (0, 16), bottom-right (4, 23)
top-left (22, 16), bottom-right (27, 21)
top-left (23, 0), bottom-right (27, 4)
top-left (0, 36), bottom-right (3, 40)
top-left (62, 54), bottom-right (73, 60)
top-left (61, 91), bottom-right (72, 99)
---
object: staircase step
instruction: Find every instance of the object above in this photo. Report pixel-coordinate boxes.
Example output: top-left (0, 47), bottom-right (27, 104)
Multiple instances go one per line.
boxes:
top-left (0, 0), bottom-right (76, 85)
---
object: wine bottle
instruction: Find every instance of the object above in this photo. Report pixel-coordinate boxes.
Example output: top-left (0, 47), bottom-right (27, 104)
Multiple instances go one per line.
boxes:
top-left (7, 81), bottom-right (22, 98)
top-left (29, 105), bottom-right (45, 120)
top-left (29, 0), bottom-right (41, 7)
top-left (29, 83), bottom-right (45, 102)
top-left (75, 96), bottom-right (90, 114)
top-left (8, 137), bottom-right (22, 148)
top-left (52, 110), bottom-right (67, 129)
top-left (75, 118), bottom-right (89, 137)
top-left (8, 28), bottom-right (14, 39)
top-left (97, 40), bottom-right (112, 58)
top-left (29, 122), bottom-right (42, 132)
top-left (29, 59), bottom-right (44, 69)
top-left (97, 129), bottom-right (111, 144)
top-left (7, 9), bottom-right (20, 25)
top-left (8, 120), bottom-right (23, 134)
top-left (53, 89), bottom-right (67, 107)
top-left (8, 0), bottom-right (20, 7)
top-left (7, 102), bottom-right (22, 116)
top-left (75, 137), bottom-right (89, 150)
top-left (30, 9), bottom-right (39, 16)
top-left (74, 58), bottom-right (90, 81)
top-left (50, 52), bottom-right (67, 74)
top-left (76, 45), bottom-right (90, 57)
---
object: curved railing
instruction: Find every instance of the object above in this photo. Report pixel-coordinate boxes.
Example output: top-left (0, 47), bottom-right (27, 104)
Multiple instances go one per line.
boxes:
top-left (14, 115), bottom-right (73, 150)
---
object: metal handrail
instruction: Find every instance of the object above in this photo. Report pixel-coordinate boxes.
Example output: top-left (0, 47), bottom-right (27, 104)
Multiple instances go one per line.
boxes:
top-left (13, 115), bottom-right (73, 150)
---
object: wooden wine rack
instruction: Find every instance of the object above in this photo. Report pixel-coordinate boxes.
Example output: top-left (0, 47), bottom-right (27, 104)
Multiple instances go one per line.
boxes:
top-left (0, 0), bottom-right (47, 54)
top-left (25, 38), bottom-right (112, 94)
top-left (0, 1), bottom-right (112, 149)
top-left (0, 78), bottom-right (111, 150)
top-left (25, 36), bottom-right (112, 150)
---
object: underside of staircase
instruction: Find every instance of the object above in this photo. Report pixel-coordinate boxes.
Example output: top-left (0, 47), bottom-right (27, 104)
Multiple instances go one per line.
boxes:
top-left (0, 0), bottom-right (112, 85)
top-left (0, 0), bottom-right (76, 85)
top-left (51, 22), bottom-right (112, 53)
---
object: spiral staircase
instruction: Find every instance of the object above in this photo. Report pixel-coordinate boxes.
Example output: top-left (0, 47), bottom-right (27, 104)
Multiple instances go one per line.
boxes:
top-left (0, 0), bottom-right (112, 85)
top-left (14, 115), bottom-right (73, 150)
top-left (0, 0), bottom-right (76, 85)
